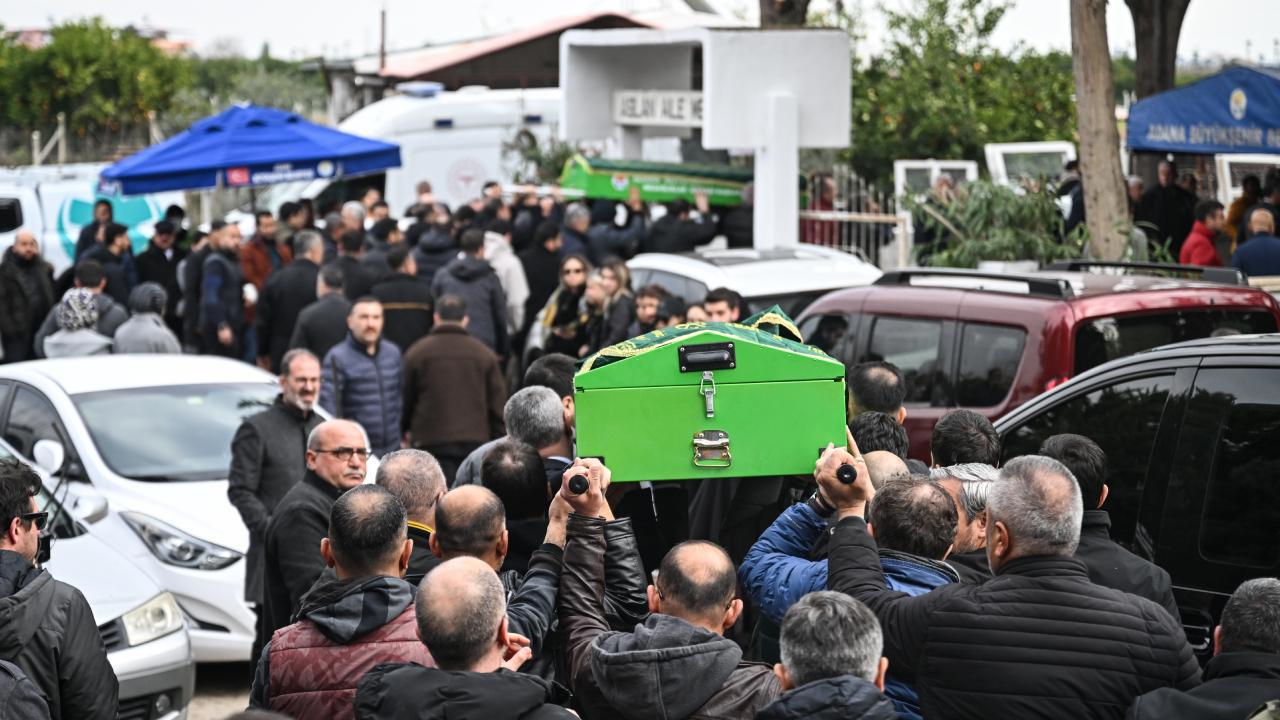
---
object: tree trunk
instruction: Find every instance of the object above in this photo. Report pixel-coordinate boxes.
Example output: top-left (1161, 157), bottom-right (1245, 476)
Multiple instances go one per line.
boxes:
top-left (1125, 0), bottom-right (1192, 184)
top-left (759, 0), bottom-right (811, 27)
top-left (1071, 0), bottom-right (1130, 260)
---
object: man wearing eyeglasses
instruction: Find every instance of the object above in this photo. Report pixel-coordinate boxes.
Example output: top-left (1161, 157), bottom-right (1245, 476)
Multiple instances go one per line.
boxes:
top-left (0, 458), bottom-right (118, 720)
top-left (262, 420), bottom-right (370, 638)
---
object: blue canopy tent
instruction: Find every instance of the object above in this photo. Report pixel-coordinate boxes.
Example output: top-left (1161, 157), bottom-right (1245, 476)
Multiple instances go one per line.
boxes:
top-left (99, 104), bottom-right (401, 195)
top-left (1127, 66), bottom-right (1280, 155)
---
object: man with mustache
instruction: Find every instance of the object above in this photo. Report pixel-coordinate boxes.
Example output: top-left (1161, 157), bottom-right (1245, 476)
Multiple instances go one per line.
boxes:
top-left (229, 349), bottom-right (325, 663)
top-left (262, 419), bottom-right (368, 639)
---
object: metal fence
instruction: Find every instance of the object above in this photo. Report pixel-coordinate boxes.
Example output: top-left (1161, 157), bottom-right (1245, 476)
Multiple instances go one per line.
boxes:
top-left (798, 165), bottom-right (913, 269)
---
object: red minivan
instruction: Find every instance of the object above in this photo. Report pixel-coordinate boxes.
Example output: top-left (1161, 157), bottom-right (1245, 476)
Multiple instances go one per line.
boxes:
top-left (797, 262), bottom-right (1280, 460)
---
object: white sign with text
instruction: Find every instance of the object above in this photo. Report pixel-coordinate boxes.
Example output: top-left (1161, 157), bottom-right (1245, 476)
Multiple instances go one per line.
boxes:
top-left (613, 90), bottom-right (704, 128)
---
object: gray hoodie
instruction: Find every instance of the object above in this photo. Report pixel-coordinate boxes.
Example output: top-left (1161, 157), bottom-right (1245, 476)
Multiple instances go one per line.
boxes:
top-left (113, 313), bottom-right (181, 354)
top-left (41, 329), bottom-right (112, 358)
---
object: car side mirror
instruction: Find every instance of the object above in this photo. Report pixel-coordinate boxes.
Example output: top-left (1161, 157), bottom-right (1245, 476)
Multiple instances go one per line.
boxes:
top-left (70, 492), bottom-right (108, 524)
top-left (32, 439), bottom-right (65, 476)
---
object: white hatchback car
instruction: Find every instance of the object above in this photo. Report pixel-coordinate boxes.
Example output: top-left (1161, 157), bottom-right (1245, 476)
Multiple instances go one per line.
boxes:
top-left (1, 438), bottom-right (194, 719)
top-left (0, 355), bottom-right (290, 662)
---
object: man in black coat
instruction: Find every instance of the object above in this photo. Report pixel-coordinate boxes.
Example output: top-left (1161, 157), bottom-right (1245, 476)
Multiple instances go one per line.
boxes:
top-left (262, 419), bottom-right (368, 637)
top-left (820, 448), bottom-right (1200, 719)
top-left (643, 193), bottom-right (718, 254)
top-left (719, 184), bottom-right (754, 249)
top-left (181, 222), bottom-right (220, 352)
top-left (135, 221), bottom-right (187, 338)
top-left (1040, 434), bottom-right (1180, 621)
top-left (1128, 577), bottom-right (1280, 720)
top-left (326, 231), bottom-right (375, 302)
top-left (73, 199), bottom-right (112, 261)
top-left (227, 350), bottom-right (323, 659)
top-left (1136, 161), bottom-right (1195, 258)
top-left (80, 222), bottom-right (132, 305)
top-left (289, 265), bottom-right (351, 361)
top-left (517, 221), bottom-right (563, 339)
top-left (372, 244), bottom-right (434, 352)
top-left (431, 228), bottom-right (508, 357)
top-left (0, 230), bottom-right (55, 363)
top-left (0, 458), bottom-right (117, 720)
top-left (201, 223), bottom-right (247, 359)
top-left (256, 230), bottom-right (323, 373)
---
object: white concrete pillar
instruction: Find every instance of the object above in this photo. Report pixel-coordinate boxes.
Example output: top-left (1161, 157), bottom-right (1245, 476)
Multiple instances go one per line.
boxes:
top-left (754, 92), bottom-right (799, 250)
top-left (619, 126), bottom-right (644, 160)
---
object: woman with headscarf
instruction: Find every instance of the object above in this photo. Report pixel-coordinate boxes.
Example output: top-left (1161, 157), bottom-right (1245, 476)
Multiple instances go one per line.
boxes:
top-left (540, 253), bottom-right (592, 357)
top-left (114, 282), bottom-right (182, 354)
top-left (43, 289), bottom-right (113, 358)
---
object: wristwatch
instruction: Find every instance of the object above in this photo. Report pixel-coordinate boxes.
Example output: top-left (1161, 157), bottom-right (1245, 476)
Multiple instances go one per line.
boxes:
top-left (806, 491), bottom-right (836, 518)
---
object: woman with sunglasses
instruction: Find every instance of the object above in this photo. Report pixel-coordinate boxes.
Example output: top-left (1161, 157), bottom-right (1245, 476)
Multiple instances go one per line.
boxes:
top-left (541, 254), bottom-right (593, 357)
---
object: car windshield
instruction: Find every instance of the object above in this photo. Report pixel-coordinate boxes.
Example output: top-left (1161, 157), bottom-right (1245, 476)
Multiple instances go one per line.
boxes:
top-left (72, 383), bottom-right (278, 482)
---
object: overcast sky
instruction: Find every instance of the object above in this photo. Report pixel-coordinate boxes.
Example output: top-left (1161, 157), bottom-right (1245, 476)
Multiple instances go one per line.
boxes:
top-left (6, 0), bottom-right (1278, 64)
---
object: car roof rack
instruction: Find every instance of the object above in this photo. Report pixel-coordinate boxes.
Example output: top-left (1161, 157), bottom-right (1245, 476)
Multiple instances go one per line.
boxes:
top-left (874, 268), bottom-right (1073, 299)
top-left (1044, 261), bottom-right (1246, 286)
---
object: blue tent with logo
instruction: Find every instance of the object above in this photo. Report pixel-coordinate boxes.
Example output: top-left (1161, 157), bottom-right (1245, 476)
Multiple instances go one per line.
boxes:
top-left (99, 104), bottom-right (401, 195)
top-left (1127, 66), bottom-right (1280, 155)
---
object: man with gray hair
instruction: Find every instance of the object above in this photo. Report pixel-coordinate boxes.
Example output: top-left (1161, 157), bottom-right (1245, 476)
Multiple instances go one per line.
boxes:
top-left (354, 556), bottom-right (574, 718)
top-left (376, 449), bottom-right (446, 584)
top-left (931, 463), bottom-right (997, 583)
top-left (757, 591), bottom-right (894, 720)
top-left (255, 228), bottom-right (324, 373)
top-left (819, 445), bottom-right (1200, 718)
top-left (1130, 577), bottom-right (1280, 719)
top-left (558, 203), bottom-right (591, 257)
top-left (454, 385), bottom-right (573, 488)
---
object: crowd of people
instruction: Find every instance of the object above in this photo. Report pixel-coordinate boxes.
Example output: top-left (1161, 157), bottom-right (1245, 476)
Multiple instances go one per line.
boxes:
top-left (2, 355), bottom-right (1279, 719)
top-left (0, 180), bottom-right (752, 368)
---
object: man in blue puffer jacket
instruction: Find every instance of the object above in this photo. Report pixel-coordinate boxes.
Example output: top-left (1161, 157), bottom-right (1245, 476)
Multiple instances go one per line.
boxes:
top-left (320, 297), bottom-right (403, 457)
top-left (741, 477), bottom-right (959, 719)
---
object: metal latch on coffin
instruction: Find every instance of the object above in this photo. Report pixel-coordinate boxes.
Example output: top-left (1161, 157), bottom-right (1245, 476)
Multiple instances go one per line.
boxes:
top-left (699, 371), bottom-right (716, 418)
top-left (693, 430), bottom-right (732, 469)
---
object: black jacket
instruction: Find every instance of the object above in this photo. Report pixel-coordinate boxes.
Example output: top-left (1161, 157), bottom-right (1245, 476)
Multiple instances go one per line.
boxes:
top-left (262, 472), bottom-right (345, 636)
top-left (372, 272), bottom-right (434, 352)
top-left (200, 249), bottom-right (245, 335)
top-left (404, 523), bottom-right (441, 586)
top-left (518, 245), bottom-right (561, 336)
top-left (828, 515), bottom-right (1200, 719)
top-left (644, 214), bottom-right (718, 254)
top-left (135, 242), bottom-right (187, 334)
top-left (561, 514), bottom-right (779, 720)
top-left (411, 226), bottom-right (456, 286)
top-left (0, 551), bottom-right (117, 720)
top-left (255, 258), bottom-right (319, 373)
top-left (432, 257), bottom-right (509, 356)
top-left (0, 657), bottom-right (49, 719)
top-left (288, 293), bottom-right (352, 362)
top-left (355, 664), bottom-right (574, 720)
top-left (80, 244), bottom-right (130, 305)
top-left (1075, 510), bottom-right (1179, 621)
top-left (328, 256), bottom-right (375, 301)
top-left (227, 395), bottom-right (323, 603)
top-left (756, 675), bottom-right (897, 720)
top-left (181, 245), bottom-right (211, 349)
top-left (0, 249), bottom-right (55, 338)
top-left (944, 548), bottom-right (991, 584)
top-left (719, 205), bottom-right (753, 249)
top-left (1127, 652), bottom-right (1280, 720)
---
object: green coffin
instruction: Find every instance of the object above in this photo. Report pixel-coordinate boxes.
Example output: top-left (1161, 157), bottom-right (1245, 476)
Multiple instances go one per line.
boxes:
top-left (558, 154), bottom-right (753, 207)
top-left (574, 308), bottom-right (847, 483)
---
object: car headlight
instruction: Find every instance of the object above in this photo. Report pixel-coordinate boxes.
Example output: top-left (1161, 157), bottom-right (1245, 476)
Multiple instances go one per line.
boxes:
top-left (121, 592), bottom-right (184, 646)
top-left (121, 511), bottom-right (241, 570)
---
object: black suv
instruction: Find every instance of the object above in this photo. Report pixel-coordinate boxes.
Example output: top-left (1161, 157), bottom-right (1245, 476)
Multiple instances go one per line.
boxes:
top-left (994, 333), bottom-right (1280, 661)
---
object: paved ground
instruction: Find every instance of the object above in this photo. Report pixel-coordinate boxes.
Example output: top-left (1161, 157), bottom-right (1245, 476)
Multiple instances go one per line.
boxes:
top-left (188, 663), bottom-right (250, 720)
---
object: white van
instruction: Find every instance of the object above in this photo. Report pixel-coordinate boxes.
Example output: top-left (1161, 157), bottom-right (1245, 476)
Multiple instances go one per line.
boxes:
top-left (0, 163), bottom-right (183, 275)
top-left (255, 84), bottom-right (677, 217)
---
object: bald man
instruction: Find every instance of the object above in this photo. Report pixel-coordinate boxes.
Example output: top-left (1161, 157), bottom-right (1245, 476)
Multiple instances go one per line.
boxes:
top-left (1231, 207), bottom-right (1280, 277)
top-left (865, 451), bottom-right (909, 490)
top-left (427, 485), bottom-right (568, 670)
top-left (0, 228), bottom-right (55, 362)
top-left (354, 557), bottom-right (574, 718)
top-left (262, 419), bottom-right (370, 637)
top-left (560, 459), bottom-right (781, 719)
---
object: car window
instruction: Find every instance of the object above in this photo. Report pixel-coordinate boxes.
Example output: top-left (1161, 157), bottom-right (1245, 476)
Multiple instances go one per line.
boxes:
top-left (956, 323), bottom-right (1027, 407)
top-left (2, 387), bottom-right (64, 459)
top-left (1001, 374), bottom-right (1172, 546)
top-left (1194, 368), bottom-right (1280, 568)
top-left (801, 313), bottom-right (856, 363)
top-left (645, 271), bottom-right (700, 304)
top-left (864, 317), bottom-right (943, 404)
top-left (630, 269), bottom-right (653, 290)
top-left (0, 198), bottom-right (22, 234)
top-left (1074, 310), bottom-right (1278, 375)
top-left (0, 383), bottom-right (11, 418)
